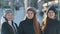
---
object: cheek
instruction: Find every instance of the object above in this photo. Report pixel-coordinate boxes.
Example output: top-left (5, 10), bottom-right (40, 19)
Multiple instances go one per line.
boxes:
top-left (7, 15), bottom-right (13, 19)
top-left (29, 13), bottom-right (34, 17)
top-left (10, 16), bottom-right (14, 19)
top-left (48, 13), bottom-right (50, 16)
top-left (48, 13), bottom-right (55, 17)
top-left (53, 13), bottom-right (55, 17)
top-left (28, 14), bottom-right (31, 17)
top-left (48, 13), bottom-right (52, 16)
top-left (31, 14), bottom-right (34, 17)
top-left (28, 14), bottom-right (33, 17)
top-left (27, 14), bottom-right (34, 19)
top-left (6, 15), bottom-right (10, 20)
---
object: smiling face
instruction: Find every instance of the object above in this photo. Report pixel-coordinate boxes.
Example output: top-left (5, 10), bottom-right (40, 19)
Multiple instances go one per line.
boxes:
top-left (5, 13), bottom-right (14, 21)
top-left (47, 10), bottom-right (56, 19)
top-left (26, 11), bottom-right (34, 19)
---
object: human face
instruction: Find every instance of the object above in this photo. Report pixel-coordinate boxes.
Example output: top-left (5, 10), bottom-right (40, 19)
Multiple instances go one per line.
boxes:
top-left (5, 13), bottom-right (14, 21)
top-left (47, 10), bottom-right (55, 19)
top-left (27, 11), bottom-right (34, 19)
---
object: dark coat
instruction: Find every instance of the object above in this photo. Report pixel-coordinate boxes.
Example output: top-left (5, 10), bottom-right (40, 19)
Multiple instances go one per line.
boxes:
top-left (43, 17), bottom-right (60, 34)
top-left (1, 21), bottom-right (18, 34)
top-left (17, 19), bottom-right (42, 34)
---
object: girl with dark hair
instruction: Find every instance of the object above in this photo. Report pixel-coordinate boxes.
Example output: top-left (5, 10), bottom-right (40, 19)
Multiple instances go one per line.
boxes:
top-left (42, 6), bottom-right (60, 34)
top-left (17, 7), bottom-right (42, 34)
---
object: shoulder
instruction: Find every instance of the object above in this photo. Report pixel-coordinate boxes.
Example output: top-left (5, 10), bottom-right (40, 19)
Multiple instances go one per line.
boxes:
top-left (2, 22), bottom-right (8, 26)
top-left (57, 21), bottom-right (60, 25)
top-left (19, 20), bottom-right (27, 27)
top-left (57, 20), bottom-right (60, 25)
top-left (54, 19), bottom-right (60, 24)
top-left (20, 20), bottom-right (26, 25)
top-left (1, 22), bottom-right (9, 30)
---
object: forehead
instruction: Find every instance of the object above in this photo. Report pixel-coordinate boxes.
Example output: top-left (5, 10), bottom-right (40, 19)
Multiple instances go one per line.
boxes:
top-left (6, 13), bottom-right (14, 15)
top-left (27, 11), bottom-right (34, 13)
top-left (48, 10), bottom-right (55, 13)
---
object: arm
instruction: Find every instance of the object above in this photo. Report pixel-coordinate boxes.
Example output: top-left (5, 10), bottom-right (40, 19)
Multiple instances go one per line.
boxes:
top-left (17, 22), bottom-right (24, 34)
top-left (57, 21), bottom-right (60, 34)
top-left (1, 23), bottom-right (10, 34)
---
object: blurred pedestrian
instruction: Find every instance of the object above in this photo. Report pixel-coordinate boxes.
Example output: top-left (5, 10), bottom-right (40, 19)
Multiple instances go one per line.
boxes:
top-left (1, 10), bottom-right (18, 34)
top-left (17, 7), bottom-right (42, 34)
top-left (42, 6), bottom-right (60, 34)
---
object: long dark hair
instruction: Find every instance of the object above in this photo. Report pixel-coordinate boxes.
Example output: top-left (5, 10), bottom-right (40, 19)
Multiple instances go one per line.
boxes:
top-left (42, 6), bottom-right (57, 33)
top-left (26, 7), bottom-right (41, 34)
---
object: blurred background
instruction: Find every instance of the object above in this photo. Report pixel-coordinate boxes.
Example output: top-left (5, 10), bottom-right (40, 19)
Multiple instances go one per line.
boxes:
top-left (0, 0), bottom-right (60, 34)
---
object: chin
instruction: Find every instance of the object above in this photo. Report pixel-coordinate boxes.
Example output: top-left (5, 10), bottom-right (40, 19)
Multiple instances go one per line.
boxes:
top-left (28, 18), bottom-right (33, 19)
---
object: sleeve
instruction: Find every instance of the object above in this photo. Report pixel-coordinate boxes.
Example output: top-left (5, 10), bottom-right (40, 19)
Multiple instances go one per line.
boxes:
top-left (1, 23), bottom-right (10, 34)
top-left (57, 22), bottom-right (60, 34)
top-left (17, 22), bottom-right (24, 34)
